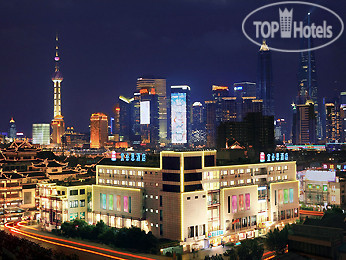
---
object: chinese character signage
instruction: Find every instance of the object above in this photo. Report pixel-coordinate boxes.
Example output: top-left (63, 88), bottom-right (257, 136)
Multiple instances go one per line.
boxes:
top-left (260, 152), bottom-right (289, 163)
top-left (110, 152), bottom-right (146, 162)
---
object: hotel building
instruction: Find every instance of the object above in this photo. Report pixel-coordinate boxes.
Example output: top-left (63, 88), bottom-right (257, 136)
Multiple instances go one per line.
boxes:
top-left (39, 151), bottom-right (299, 250)
top-left (94, 151), bottom-right (299, 248)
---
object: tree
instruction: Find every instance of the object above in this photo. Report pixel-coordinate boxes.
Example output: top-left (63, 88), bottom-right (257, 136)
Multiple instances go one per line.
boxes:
top-left (236, 239), bottom-right (264, 260)
top-left (265, 226), bottom-right (290, 255)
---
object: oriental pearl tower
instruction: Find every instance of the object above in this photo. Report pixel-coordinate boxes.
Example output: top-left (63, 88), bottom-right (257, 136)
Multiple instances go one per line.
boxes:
top-left (51, 34), bottom-right (65, 145)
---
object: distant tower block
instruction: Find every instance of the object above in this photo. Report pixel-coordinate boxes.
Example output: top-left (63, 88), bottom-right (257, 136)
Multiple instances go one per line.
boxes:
top-left (51, 34), bottom-right (65, 145)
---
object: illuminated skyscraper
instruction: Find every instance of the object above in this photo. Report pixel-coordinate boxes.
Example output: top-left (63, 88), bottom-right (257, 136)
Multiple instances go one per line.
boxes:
top-left (90, 113), bottom-right (108, 149)
top-left (137, 78), bottom-right (167, 142)
top-left (51, 34), bottom-right (65, 145)
top-left (8, 118), bottom-right (17, 140)
top-left (233, 82), bottom-right (256, 98)
top-left (292, 100), bottom-right (316, 144)
top-left (32, 124), bottom-right (50, 145)
top-left (190, 102), bottom-right (206, 146)
top-left (257, 40), bottom-right (274, 117)
top-left (341, 92), bottom-right (346, 143)
top-left (297, 13), bottom-right (321, 139)
top-left (140, 89), bottom-right (159, 147)
top-left (171, 85), bottom-right (190, 145)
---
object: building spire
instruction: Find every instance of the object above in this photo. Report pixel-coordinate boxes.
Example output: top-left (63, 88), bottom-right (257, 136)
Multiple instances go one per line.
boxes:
top-left (54, 33), bottom-right (60, 73)
top-left (260, 39), bottom-right (269, 51)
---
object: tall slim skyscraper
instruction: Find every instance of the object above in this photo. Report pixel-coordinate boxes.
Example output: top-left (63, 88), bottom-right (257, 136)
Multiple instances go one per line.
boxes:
top-left (51, 34), bottom-right (65, 145)
top-left (257, 40), bottom-right (274, 117)
top-left (171, 85), bottom-right (190, 145)
top-left (340, 92), bottom-right (346, 143)
top-left (90, 113), bottom-right (108, 149)
top-left (297, 13), bottom-right (320, 139)
top-left (137, 78), bottom-right (167, 142)
top-left (8, 118), bottom-right (16, 140)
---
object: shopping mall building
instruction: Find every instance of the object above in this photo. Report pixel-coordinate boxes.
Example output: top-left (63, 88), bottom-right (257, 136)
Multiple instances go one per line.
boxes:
top-left (39, 150), bottom-right (299, 250)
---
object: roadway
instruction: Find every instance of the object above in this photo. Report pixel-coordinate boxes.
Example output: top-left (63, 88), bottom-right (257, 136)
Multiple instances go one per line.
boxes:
top-left (5, 222), bottom-right (167, 260)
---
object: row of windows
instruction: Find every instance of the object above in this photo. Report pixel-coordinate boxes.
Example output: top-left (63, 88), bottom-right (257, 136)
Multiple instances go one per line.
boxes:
top-left (229, 215), bottom-right (257, 230)
top-left (145, 194), bottom-right (159, 200)
top-left (69, 199), bottom-right (85, 208)
top-left (69, 189), bottom-right (85, 196)
top-left (188, 224), bottom-right (206, 238)
top-left (98, 179), bottom-right (144, 187)
top-left (220, 166), bottom-right (289, 176)
top-left (99, 168), bottom-right (157, 176)
top-left (69, 212), bottom-right (85, 221)
top-left (186, 195), bottom-right (206, 200)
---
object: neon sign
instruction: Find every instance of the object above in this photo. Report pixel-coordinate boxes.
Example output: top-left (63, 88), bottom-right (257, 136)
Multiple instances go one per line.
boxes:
top-left (260, 152), bottom-right (288, 163)
top-left (110, 152), bottom-right (146, 162)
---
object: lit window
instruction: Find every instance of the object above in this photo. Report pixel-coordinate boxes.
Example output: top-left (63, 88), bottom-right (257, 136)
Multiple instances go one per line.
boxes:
top-left (284, 166), bottom-right (288, 170)
top-left (156, 224), bottom-right (159, 228)
top-left (155, 196), bottom-right (158, 200)
top-left (239, 169), bottom-right (244, 173)
top-left (246, 169), bottom-right (251, 173)
top-left (277, 167), bottom-right (281, 171)
top-left (278, 176), bottom-right (281, 180)
top-left (150, 209), bottom-right (153, 212)
top-left (239, 180), bottom-right (244, 184)
top-left (270, 167), bottom-right (274, 171)
top-left (122, 170), bottom-right (126, 175)
top-left (155, 209), bottom-right (158, 213)
top-left (230, 181), bottom-right (235, 185)
top-left (150, 195), bottom-right (153, 199)
top-left (230, 170), bottom-right (235, 175)
top-left (247, 179), bottom-right (251, 183)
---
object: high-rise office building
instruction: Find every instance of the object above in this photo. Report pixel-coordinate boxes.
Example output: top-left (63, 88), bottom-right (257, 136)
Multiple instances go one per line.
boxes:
top-left (297, 13), bottom-right (321, 139)
top-left (257, 40), bottom-right (274, 117)
top-left (171, 85), bottom-right (190, 145)
top-left (340, 92), bottom-right (346, 143)
top-left (137, 78), bottom-right (167, 142)
top-left (115, 96), bottom-right (133, 142)
top-left (190, 102), bottom-right (206, 146)
top-left (212, 85), bottom-right (229, 124)
top-left (51, 34), bottom-right (65, 145)
top-left (325, 102), bottom-right (342, 143)
top-left (8, 118), bottom-right (17, 140)
top-left (90, 113), bottom-right (108, 149)
top-left (131, 93), bottom-right (141, 144)
top-left (217, 112), bottom-right (274, 152)
top-left (292, 100), bottom-right (316, 144)
top-left (233, 82), bottom-right (257, 98)
top-left (32, 124), bottom-right (50, 145)
top-left (274, 119), bottom-right (288, 143)
top-left (140, 88), bottom-right (159, 148)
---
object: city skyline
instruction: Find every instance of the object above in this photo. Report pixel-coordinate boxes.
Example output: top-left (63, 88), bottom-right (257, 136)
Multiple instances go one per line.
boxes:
top-left (0, 0), bottom-right (345, 135)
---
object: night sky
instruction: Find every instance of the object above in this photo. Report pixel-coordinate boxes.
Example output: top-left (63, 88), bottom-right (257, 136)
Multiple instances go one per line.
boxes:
top-left (0, 0), bottom-right (345, 136)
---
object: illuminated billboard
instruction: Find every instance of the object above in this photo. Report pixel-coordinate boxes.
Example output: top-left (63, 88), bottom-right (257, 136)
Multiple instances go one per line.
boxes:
top-left (171, 93), bottom-right (187, 143)
top-left (140, 101), bottom-right (150, 124)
